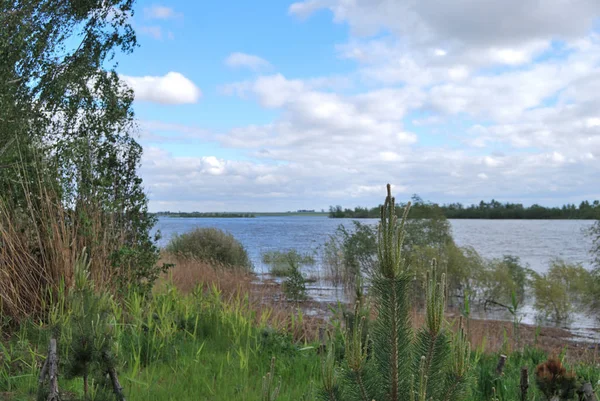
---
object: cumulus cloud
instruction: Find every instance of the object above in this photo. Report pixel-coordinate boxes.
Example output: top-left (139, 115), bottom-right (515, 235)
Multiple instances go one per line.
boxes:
top-left (121, 72), bottom-right (201, 104)
top-left (138, 1), bottom-right (600, 211)
top-left (288, 0), bottom-right (327, 19)
top-left (290, 0), bottom-right (600, 45)
top-left (140, 65), bottom-right (600, 211)
top-left (225, 52), bottom-right (271, 71)
top-left (143, 5), bottom-right (182, 20)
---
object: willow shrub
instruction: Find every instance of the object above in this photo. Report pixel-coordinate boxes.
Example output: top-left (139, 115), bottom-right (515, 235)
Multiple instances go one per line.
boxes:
top-left (530, 259), bottom-right (592, 321)
top-left (166, 227), bottom-right (252, 272)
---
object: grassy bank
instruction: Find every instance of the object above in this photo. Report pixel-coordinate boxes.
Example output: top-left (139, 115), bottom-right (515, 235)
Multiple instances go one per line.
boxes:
top-left (1, 255), bottom-right (599, 401)
top-left (0, 255), bottom-right (323, 401)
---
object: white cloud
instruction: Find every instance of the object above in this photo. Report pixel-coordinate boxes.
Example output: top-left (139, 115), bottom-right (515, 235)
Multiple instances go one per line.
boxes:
top-left (380, 151), bottom-right (402, 162)
top-left (139, 25), bottom-right (164, 40)
top-left (137, 1), bottom-right (600, 210)
top-left (121, 72), bottom-right (201, 104)
top-left (483, 156), bottom-right (503, 168)
top-left (291, 0), bottom-right (600, 45)
top-left (144, 5), bottom-right (182, 20)
top-left (224, 52), bottom-right (271, 71)
top-left (288, 0), bottom-right (327, 19)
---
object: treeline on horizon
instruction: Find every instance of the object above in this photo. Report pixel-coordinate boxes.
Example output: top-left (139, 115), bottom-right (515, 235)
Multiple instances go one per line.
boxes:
top-left (329, 196), bottom-right (600, 219)
top-left (155, 212), bottom-right (256, 218)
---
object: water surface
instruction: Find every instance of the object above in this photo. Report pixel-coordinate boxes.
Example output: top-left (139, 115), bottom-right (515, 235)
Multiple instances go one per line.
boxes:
top-left (153, 216), bottom-right (598, 338)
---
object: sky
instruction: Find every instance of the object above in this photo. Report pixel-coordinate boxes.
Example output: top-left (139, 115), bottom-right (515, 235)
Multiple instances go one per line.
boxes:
top-left (116, 0), bottom-right (600, 212)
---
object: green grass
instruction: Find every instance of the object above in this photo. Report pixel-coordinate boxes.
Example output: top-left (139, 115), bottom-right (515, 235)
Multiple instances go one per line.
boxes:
top-left (2, 280), bottom-right (599, 401)
top-left (0, 283), bottom-right (321, 401)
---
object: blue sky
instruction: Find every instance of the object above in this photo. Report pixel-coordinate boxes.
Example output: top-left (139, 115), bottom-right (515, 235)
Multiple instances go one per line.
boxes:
top-left (116, 0), bottom-right (600, 212)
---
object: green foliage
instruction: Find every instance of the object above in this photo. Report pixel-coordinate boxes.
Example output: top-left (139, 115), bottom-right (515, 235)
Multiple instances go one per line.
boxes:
top-left (323, 198), bottom-right (494, 308)
top-left (401, 199), bottom-right (483, 302)
top-left (445, 199), bottom-right (600, 219)
top-left (262, 357), bottom-right (282, 401)
top-left (320, 184), bottom-right (474, 401)
top-left (262, 250), bottom-right (316, 277)
top-left (329, 198), bottom-right (600, 219)
top-left (589, 221), bottom-right (600, 314)
top-left (166, 227), bottom-right (252, 271)
top-left (591, 220), bottom-right (600, 269)
top-left (57, 253), bottom-right (121, 400)
top-left (0, 0), bottom-right (162, 318)
top-left (2, 279), bottom-right (324, 401)
top-left (283, 260), bottom-right (308, 302)
top-left (477, 256), bottom-right (529, 307)
top-left (322, 221), bottom-right (378, 288)
top-left (2, 260), bottom-right (600, 400)
top-left (530, 260), bottom-right (592, 321)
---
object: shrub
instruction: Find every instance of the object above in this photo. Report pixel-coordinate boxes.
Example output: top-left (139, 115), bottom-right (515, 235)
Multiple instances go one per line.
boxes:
top-left (262, 250), bottom-right (315, 277)
top-left (166, 228), bottom-right (252, 271)
top-left (530, 260), bottom-right (591, 321)
top-left (589, 220), bottom-right (600, 314)
top-left (322, 205), bottom-right (488, 305)
top-left (321, 221), bottom-right (378, 289)
top-left (590, 220), bottom-right (600, 269)
top-left (282, 260), bottom-right (307, 302)
top-left (477, 255), bottom-right (529, 308)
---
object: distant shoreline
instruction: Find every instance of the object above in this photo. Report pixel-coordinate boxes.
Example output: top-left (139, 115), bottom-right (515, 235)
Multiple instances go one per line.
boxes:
top-left (154, 213), bottom-right (597, 220)
top-left (155, 212), bottom-right (329, 218)
top-left (155, 213), bottom-right (256, 218)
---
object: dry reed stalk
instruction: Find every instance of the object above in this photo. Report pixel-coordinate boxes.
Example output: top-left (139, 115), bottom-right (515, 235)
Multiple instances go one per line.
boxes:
top-left (0, 163), bottom-right (135, 322)
top-left (157, 252), bottom-right (323, 342)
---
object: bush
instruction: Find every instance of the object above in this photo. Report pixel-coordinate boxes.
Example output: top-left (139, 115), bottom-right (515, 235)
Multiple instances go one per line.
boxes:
top-left (262, 250), bottom-right (315, 277)
top-left (322, 206), bottom-right (488, 305)
top-left (530, 260), bottom-right (591, 321)
top-left (590, 220), bottom-right (600, 269)
top-left (322, 221), bottom-right (378, 289)
top-left (282, 260), bottom-right (307, 302)
top-left (166, 228), bottom-right (252, 271)
top-left (477, 255), bottom-right (529, 307)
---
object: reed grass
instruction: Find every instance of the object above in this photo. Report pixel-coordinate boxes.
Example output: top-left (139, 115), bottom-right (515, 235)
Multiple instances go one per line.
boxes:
top-left (1, 254), bottom-right (599, 400)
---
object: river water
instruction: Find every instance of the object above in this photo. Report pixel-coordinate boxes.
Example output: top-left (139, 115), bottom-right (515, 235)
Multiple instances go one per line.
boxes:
top-left (153, 216), bottom-right (599, 339)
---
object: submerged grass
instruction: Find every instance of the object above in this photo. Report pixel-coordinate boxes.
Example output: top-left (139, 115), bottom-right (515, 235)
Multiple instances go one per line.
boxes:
top-left (262, 250), bottom-right (316, 277)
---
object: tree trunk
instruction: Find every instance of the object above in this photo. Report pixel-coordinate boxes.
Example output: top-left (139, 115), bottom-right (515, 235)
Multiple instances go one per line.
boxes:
top-left (38, 357), bottom-right (49, 387)
top-left (102, 351), bottom-right (126, 401)
top-left (520, 366), bottom-right (528, 401)
top-left (47, 338), bottom-right (60, 401)
top-left (496, 354), bottom-right (507, 375)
